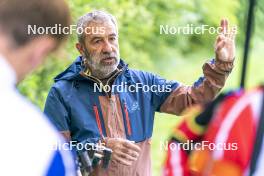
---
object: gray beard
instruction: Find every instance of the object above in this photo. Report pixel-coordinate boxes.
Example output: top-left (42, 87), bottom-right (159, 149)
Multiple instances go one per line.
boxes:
top-left (83, 49), bottom-right (120, 79)
top-left (88, 59), bottom-right (119, 79)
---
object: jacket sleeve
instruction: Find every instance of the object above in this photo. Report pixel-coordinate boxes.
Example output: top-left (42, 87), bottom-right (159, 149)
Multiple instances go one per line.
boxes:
top-left (152, 58), bottom-right (233, 115)
top-left (44, 87), bottom-right (71, 140)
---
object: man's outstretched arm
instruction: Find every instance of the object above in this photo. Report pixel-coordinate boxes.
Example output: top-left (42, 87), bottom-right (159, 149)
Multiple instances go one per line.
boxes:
top-left (159, 19), bottom-right (237, 115)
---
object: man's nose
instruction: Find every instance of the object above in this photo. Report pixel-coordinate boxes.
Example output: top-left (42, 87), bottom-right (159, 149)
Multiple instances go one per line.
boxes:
top-left (102, 41), bottom-right (113, 53)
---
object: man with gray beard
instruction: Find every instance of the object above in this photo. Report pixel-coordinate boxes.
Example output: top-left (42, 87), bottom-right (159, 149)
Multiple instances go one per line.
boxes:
top-left (44, 10), bottom-right (236, 176)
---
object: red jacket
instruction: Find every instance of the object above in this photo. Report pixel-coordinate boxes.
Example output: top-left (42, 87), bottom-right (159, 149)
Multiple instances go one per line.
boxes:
top-left (163, 87), bottom-right (264, 176)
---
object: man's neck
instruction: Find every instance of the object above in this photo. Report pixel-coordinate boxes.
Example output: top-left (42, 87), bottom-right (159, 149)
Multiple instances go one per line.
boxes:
top-left (98, 69), bottom-right (118, 85)
top-left (0, 53), bottom-right (17, 87)
top-left (0, 37), bottom-right (20, 83)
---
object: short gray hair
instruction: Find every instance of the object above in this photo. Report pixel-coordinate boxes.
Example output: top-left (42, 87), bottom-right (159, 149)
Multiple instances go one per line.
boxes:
top-left (76, 10), bottom-right (118, 44)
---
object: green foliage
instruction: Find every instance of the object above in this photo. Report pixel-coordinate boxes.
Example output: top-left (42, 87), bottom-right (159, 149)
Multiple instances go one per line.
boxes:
top-left (19, 0), bottom-right (243, 108)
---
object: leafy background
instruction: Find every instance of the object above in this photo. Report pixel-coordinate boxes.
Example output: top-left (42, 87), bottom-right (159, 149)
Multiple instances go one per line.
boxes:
top-left (18, 0), bottom-right (264, 175)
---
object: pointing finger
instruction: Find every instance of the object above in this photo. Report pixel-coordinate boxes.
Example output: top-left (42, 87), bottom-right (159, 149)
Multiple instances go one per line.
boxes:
top-left (224, 19), bottom-right (229, 37)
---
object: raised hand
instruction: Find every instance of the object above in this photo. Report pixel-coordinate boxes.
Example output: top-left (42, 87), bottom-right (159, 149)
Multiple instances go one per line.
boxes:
top-left (215, 19), bottom-right (237, 62)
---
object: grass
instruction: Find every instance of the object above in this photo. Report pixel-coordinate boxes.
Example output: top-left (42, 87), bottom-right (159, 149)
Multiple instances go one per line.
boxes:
top-left (152, 113), bottom-right (180, 176)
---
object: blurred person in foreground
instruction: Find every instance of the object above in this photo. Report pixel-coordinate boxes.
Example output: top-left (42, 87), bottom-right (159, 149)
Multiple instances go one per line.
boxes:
top-left (0, 0), bottom-right (75, 175)
top-left (44, 10), bottom-right (236, 176)
top-left (163, 86), bottom-right (264, 176)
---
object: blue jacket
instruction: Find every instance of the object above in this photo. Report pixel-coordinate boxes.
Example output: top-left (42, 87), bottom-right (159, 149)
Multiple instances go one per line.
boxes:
top-left (44, 56), bottom-right (180, 143)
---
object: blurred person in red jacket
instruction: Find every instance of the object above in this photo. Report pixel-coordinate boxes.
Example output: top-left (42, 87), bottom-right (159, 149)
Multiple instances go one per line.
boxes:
top-left (163, 86), bottom-right (264, 176)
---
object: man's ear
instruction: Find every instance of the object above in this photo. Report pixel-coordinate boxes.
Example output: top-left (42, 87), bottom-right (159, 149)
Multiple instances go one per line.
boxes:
top-left (27, 37), bottom-right (56, 69)
top-left (76, 42), bottom-right (85, 56)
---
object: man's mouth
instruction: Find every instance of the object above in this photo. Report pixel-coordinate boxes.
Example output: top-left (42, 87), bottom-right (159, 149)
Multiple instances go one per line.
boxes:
top-left (101, 57), bottom-right (116, 64)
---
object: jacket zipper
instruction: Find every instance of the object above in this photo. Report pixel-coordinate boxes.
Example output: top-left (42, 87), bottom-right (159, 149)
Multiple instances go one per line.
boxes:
top-left (93, 105), bottom-right (104, 138)
top-left (80, 68), bottom-right (123, 99)
top-left (123, 102), bottom-right (132, 136)
top-left (106, 68), bottom-right (122, 88)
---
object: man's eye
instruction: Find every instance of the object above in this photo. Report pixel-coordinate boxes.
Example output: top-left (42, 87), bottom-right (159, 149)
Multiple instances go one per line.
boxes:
top-left (94, 40), bottom-right (101, 44)
top-left (110, 37), bottom-right (116, 41)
